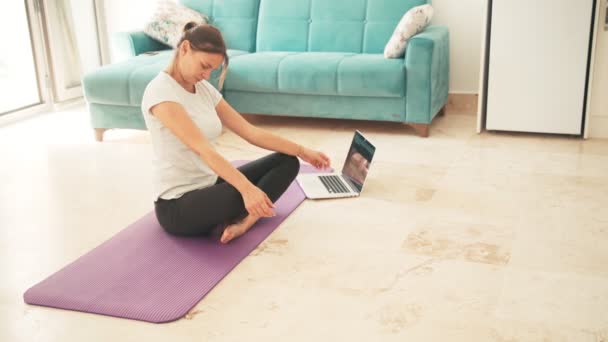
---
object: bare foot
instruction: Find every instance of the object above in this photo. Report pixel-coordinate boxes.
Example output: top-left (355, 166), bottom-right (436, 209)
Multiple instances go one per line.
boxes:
top-left (220, 214), bottom-right (260, 244)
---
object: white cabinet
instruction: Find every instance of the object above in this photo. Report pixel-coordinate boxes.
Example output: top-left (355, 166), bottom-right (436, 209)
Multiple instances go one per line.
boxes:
top-left (483, 0), bottom-right (596, 135)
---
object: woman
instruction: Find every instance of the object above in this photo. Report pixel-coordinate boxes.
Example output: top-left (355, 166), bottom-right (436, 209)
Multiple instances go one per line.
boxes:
top-left (141, 22), bottom-right (331, 244)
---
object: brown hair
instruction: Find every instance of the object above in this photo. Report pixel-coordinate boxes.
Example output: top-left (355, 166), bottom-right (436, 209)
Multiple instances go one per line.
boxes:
top-left (174, 22), bottom-right (229, 90)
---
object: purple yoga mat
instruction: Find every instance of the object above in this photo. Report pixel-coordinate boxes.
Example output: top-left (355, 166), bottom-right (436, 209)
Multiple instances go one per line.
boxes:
top-left (23, 161), bottom-right (326, 323)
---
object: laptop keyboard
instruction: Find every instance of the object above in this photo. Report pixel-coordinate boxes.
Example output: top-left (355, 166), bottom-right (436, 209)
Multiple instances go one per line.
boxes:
top-left (319, 175), bottom-right (351, 194)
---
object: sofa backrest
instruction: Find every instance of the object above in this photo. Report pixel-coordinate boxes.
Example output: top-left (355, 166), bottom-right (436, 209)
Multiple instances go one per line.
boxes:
top-left (256, 0), bottom-right (429, 53)
top-left (180, 0), bottom-right (261, 52)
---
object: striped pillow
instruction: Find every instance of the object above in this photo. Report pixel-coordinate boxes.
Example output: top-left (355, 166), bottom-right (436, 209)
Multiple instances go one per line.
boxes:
top-left (143, 0), bottom-right (208, 48)
top-left (384, 4), bottom-right (434, 58)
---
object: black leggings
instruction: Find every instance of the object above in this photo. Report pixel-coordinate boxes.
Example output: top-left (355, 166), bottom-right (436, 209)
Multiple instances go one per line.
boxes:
top-left (154, 152), bottom-right (300, 237)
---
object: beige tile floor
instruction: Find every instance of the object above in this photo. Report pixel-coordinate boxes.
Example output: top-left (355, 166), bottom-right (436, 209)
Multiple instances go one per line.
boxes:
top-left (1, 105), bottom-right (608, 341)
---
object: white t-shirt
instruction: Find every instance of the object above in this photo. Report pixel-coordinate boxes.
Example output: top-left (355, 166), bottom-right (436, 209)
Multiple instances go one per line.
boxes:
top-left (141, 71), bottom-right (223, 200)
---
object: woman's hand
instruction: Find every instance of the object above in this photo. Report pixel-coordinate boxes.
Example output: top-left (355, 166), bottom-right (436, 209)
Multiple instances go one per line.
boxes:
top-left (240, 184), bottom-right (275, 218)
top-left (298, 146), bottom-right (331, 170)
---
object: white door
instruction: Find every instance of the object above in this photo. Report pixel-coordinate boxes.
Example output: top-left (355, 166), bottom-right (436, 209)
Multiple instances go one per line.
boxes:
top-left (587, 0), bottom-right (608, 138)
top-left (486, 0), bottom-right (595, 135)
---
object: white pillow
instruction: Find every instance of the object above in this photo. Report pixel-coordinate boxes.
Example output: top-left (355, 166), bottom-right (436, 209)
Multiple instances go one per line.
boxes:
top-left (384, 4), bottom-right (434, 58)
top-left (143, 0), bottom-right (208, 48)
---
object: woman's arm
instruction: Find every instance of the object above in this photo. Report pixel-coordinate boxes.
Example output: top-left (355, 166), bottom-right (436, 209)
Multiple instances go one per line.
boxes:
top-left (216, 99), bottom-right (303, 156)
top-left (151, 101), bottom-right (275, 217)
top-left (150, 101), bottom-right (252, 193)
top-left (216, 99), bottom-right (331, 169)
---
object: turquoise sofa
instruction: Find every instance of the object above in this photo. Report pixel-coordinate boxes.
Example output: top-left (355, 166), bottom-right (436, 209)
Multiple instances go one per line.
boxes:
top-left (83, 0), bottom-right (449, 140)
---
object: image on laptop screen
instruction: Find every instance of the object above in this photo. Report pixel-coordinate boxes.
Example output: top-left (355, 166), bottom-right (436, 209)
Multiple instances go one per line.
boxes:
top-left (341, 131), bottom-right (376, 192)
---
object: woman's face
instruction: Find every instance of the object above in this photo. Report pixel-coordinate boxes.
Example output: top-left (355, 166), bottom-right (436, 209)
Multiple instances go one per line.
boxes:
top-left (179, 41), bottom-right (224, 84)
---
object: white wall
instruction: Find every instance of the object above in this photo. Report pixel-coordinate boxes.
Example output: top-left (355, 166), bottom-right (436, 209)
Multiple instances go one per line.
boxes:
top-left (100, 0), bottom-right (485, 93)
top-left (102, 0), bottom-right (156, 36)
top-left (432, 0), bottom-right (485, 94)
top-left (100, 0), bottom-right (157, 62)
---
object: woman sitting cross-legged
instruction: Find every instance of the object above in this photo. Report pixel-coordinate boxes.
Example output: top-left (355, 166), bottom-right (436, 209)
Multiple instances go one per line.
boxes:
top-left (142, 22), bottom-right (331, 244)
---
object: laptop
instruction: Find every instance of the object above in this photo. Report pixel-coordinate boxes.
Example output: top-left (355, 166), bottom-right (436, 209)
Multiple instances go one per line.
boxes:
top-left (296, 130), bottom-right (375, 199)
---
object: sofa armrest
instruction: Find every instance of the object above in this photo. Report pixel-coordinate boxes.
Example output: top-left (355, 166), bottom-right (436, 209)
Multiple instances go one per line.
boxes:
top-left (112, 31), bottom-right (171, 62)
top-left (404, 25), bottom-right (450, 124)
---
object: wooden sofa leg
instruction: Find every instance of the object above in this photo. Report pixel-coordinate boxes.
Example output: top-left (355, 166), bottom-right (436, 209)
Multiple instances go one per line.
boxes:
top-left (437, 105), bottom-right (446, 116)
top-left (407, 123), bottom-right (430, 137)
top-left (94, 128), bottom-right (107, 142)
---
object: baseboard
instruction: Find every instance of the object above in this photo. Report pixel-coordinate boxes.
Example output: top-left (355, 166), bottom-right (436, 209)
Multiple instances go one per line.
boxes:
top-left (0, 97), bottom-right (86, 128)
top-left (0, 103), bottom-right (53, 128)
top-left (589, 115), bottom-right (608, 138)
top-left (446, 93), bottom-right (478, 115)
top-left (52, 97), bottom-right (86, 111)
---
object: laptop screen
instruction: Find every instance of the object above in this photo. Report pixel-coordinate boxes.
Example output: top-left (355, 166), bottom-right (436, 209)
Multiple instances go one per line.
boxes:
top-left (341, 131), bottom-right (375, 192)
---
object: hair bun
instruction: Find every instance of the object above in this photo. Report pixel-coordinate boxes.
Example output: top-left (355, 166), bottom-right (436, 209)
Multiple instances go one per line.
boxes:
top-left (183, 21), bottom-right (197, 32)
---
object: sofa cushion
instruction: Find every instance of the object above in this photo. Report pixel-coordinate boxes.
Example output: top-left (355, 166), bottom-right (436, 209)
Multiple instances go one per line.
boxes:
top-left (337, 54), bottom-right (406, 97)
top-left (224, 52), bottom-right (405, 97)
top-left (83, 49), bottom-right (249, 106)
top-left (223, 52), bottom-right (297, 93)
top-left (257, 0), bottom-right (428, 53)
top-left (179, 0), bottom-right (260, 52)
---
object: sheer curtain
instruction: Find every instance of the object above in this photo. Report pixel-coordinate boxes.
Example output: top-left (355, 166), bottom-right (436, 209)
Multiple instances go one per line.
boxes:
top-left (43, 0), bottom-right (101, 101)
top-left (56, 0), bottom-right (82, 89)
